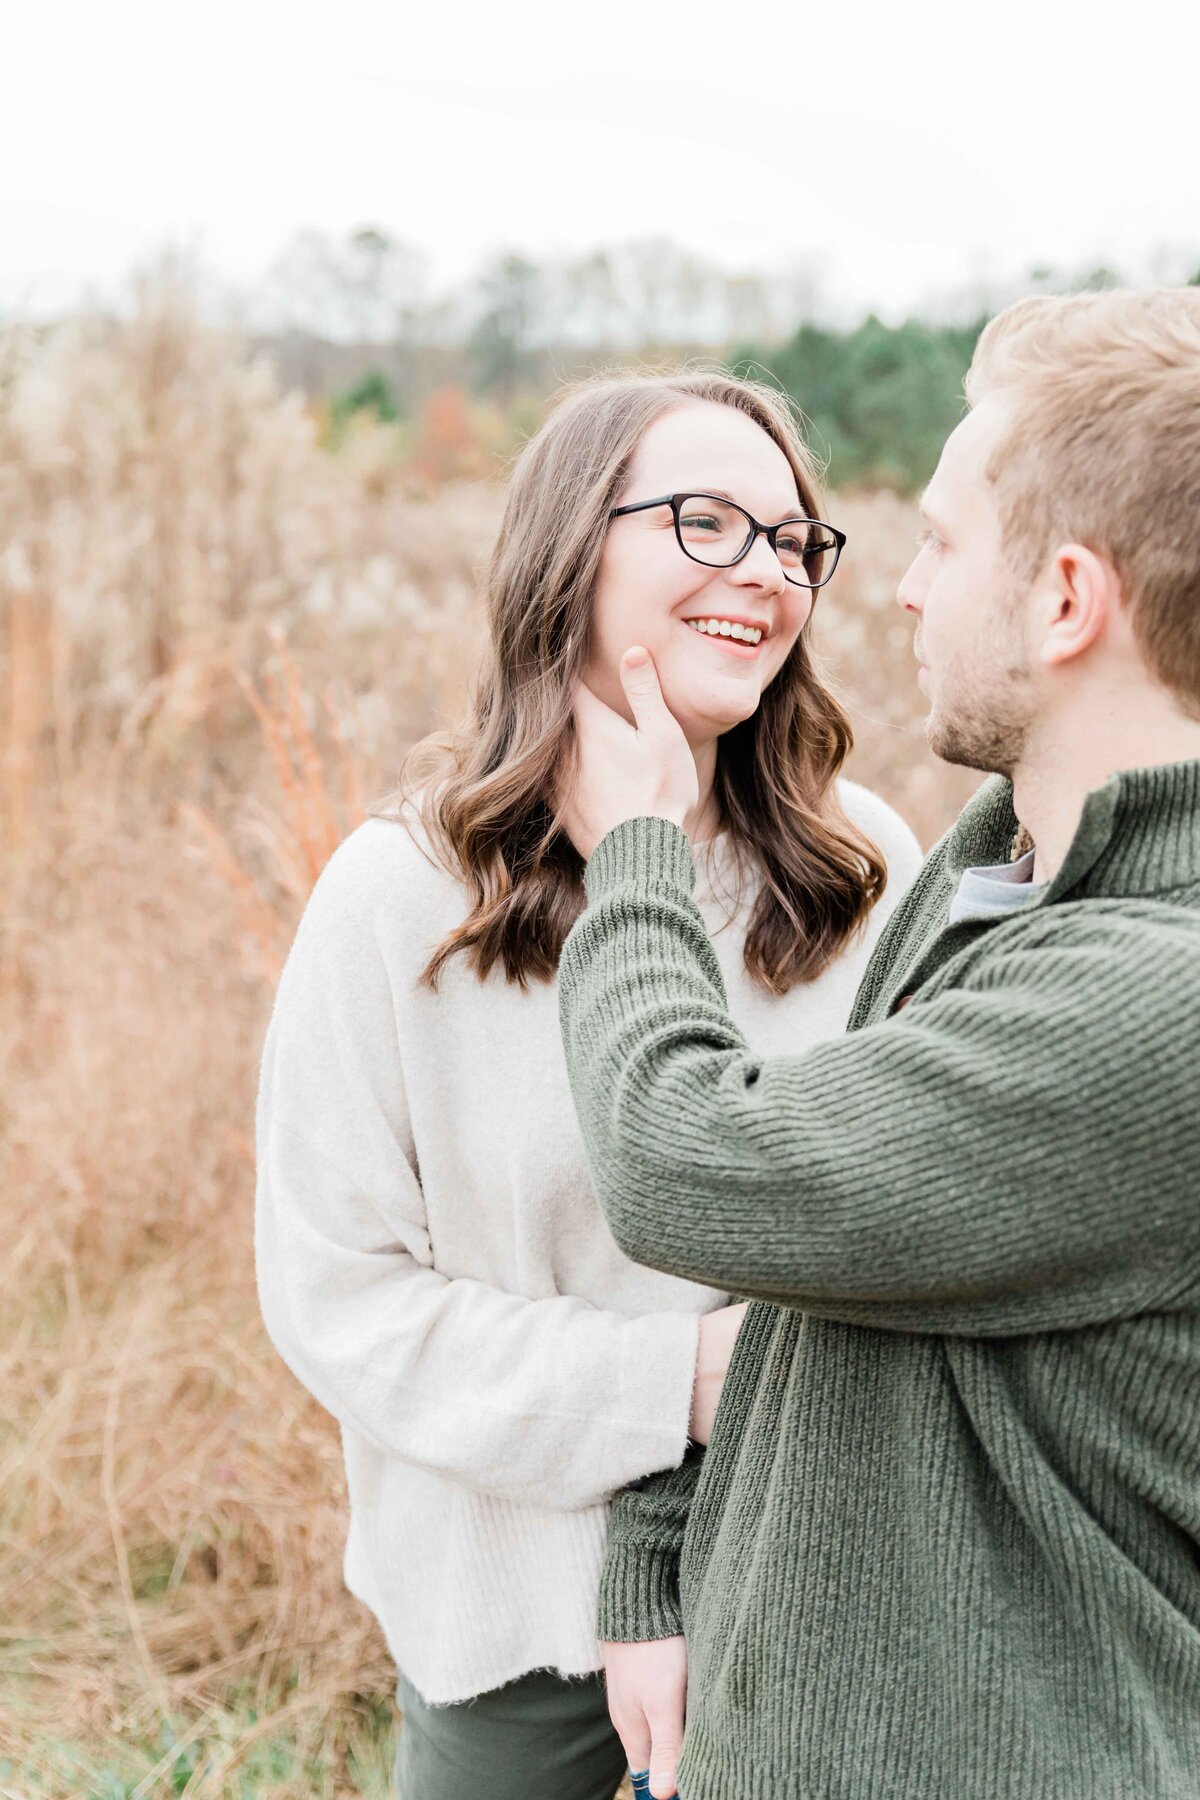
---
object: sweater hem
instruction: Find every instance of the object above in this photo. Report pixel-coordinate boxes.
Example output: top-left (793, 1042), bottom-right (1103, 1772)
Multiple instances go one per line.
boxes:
top-left (393, 1643), bottom-right (607, 1709)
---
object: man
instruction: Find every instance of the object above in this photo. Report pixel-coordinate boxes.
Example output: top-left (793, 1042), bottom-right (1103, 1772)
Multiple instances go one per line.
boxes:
top-left (556, 288), bottom-right (1200, 1799)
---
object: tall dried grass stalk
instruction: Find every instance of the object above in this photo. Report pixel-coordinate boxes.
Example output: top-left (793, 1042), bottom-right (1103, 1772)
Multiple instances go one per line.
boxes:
top-left (182, 624), bottom-right (370, 989)
top-left (1, 568), bottom-right (70, 870)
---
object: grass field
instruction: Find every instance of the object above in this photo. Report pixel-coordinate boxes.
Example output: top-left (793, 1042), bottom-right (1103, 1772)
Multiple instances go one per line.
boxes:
top-left (0, 292), bottom-right (980, 1797)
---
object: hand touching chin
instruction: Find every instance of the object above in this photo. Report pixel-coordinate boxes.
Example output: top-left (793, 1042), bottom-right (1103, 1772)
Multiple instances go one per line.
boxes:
top-left (557, 648), bottom-right (699, 862)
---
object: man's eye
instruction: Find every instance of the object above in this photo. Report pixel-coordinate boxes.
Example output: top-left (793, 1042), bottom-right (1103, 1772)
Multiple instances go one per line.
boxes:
top-left (917, 528), bottom-right (943, 552)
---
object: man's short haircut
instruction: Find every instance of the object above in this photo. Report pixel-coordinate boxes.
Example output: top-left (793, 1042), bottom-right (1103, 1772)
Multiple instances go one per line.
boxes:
top-left (965, 287), bottom-right (1200, 715)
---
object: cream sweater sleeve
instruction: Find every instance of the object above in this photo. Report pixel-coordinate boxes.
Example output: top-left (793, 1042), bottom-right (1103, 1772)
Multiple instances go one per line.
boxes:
top-left (253, 826), bottom-right (701, 1515)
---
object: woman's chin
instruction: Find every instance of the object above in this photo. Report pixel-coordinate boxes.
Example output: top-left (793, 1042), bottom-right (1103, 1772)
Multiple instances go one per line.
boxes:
top-left (666, 687), bottom-right (763, 743)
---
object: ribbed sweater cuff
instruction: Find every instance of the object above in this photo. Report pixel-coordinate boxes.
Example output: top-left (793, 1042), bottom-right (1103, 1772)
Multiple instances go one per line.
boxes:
top-left (596, 1535), bottom-right (684, 1644)
top-left (584, 816), bottom-right (695, 905)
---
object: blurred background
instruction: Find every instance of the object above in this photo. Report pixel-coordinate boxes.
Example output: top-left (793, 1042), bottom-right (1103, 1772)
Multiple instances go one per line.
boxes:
top-left (2, 4), bottom-right (1197, 1794)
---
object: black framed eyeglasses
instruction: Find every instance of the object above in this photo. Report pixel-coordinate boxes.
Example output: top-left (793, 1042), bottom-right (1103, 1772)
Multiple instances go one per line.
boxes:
top-left (608, 492), bottom-right (846, 590)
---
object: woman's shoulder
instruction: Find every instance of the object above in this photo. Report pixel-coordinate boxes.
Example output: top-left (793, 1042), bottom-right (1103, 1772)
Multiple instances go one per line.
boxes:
top-left (834, 778), bottom-right (925, 887)
top-left (301, 794), bottom-right (467, 942)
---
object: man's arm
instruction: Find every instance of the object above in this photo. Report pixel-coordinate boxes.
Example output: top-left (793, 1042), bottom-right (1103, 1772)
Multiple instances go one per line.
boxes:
top-left (599, 1444), bottom-right (705, 1642)
top-left (559, 817), bottom-right (1200, 1337)
top-left (597, 1455), bottom-right (700, 1800)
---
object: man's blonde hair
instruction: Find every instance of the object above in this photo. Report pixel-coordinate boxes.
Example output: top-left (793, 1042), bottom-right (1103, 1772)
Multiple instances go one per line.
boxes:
top-left (965, 287), bottom-right (1200, 713)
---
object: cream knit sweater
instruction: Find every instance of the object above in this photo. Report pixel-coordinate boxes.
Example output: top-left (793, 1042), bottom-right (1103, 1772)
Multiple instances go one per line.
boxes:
top-left (253, 782), bottom-right (921, 1704)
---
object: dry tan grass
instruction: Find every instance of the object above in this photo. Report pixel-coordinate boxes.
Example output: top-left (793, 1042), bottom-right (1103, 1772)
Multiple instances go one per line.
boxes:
top-left (0, 285), bottom-right (979, 1797)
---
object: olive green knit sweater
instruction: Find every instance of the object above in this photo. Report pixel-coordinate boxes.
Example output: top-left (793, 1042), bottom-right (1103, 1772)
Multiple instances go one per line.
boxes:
top-left (557, 763), bottom-right (1200, 1800)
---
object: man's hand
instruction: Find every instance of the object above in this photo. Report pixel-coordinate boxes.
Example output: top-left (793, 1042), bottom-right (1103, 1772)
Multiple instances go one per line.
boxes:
top-left (690, 1301), bottom-right (749, 1444)
top-left (557, 648), bottom-right (698, 862)
top-left (602, 1635), bottom-right (687, 1799)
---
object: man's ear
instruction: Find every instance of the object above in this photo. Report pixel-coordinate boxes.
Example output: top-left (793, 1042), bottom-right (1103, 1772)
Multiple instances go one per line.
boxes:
top-left (1039, 543), bottom-right (1121, 670)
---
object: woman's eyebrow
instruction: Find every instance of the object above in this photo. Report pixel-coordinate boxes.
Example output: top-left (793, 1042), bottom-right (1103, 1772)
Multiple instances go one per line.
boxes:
top-left (669, 485), bottom-right (737, 504)
top-left (691, 486), bottom-right (808, 519)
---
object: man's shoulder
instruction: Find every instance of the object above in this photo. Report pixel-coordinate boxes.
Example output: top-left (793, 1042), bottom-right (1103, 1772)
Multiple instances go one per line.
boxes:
top-left (966, 892), bottom-right (1200, 1001)
top-left (996, 888), bottom-right (1200, 940)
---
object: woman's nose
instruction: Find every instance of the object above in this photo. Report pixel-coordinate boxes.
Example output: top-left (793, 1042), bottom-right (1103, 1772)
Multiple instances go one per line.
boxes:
top-left (732, 530), bottom-right (786, 590)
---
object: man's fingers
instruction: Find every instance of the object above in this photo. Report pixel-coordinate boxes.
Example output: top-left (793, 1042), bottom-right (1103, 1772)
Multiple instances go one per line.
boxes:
top-left (612, 1708), bottom-right (652, 1780)
top-left (619, 646), bottom-right (671, 736)
top-left (572, 676), bottom-right (635, 755)
top-left (572, 678), bottom-right (611, 726)
top-left (647, 1702), bottom-right (684, 1798)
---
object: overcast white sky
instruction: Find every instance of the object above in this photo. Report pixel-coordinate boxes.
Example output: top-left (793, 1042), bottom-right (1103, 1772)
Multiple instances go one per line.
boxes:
top-left (5, 0), bottom-right (1198, 325)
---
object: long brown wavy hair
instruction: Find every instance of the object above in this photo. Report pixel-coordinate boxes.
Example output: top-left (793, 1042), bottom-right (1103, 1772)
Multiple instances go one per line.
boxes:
top-left (376, 369), bottom-right (886, 994)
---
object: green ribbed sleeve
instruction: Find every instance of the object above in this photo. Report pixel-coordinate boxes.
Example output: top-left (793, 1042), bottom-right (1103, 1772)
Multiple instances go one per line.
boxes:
top-left (597, 1443), bottom-right (705, 1642)
top-left (559, 817), bottom-right (1200, 1337)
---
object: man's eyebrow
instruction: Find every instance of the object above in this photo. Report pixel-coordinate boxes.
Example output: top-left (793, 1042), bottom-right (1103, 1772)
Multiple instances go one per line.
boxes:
top-left (917, 490), bottom-right (945, 529)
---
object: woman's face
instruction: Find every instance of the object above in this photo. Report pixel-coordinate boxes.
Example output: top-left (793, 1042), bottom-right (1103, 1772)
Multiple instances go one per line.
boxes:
top-left (584, 401), bottom-right (816, 747)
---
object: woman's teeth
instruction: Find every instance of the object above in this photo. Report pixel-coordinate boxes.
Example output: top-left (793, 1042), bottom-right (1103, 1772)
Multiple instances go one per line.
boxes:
top-left (686, 618), bottom-right (763, 644)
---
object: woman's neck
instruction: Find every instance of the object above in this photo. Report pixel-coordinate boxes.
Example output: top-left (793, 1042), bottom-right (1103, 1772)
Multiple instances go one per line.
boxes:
top-left (684, 738), bottom-right (723, 845)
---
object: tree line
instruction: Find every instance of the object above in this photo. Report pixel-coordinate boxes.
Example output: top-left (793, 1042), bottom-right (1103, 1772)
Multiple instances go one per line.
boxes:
top-left (253, 228), bottom-right (1199, 496)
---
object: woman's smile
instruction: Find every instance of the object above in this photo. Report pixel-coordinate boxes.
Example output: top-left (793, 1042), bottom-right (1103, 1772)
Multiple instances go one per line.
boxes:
top-left (679, 612), bottom-right (771, 658)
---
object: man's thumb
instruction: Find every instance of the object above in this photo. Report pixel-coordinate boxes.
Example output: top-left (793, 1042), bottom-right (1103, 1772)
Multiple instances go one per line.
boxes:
top-left (619, 646), bottom-right (668, 732)
top-left (649, 1746), bottom-right (682, 1798)
top-left (647, 1705), bottom-right (683, 1797)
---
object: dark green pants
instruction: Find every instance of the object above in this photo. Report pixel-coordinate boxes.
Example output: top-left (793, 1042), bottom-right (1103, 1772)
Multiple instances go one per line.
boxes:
top-left (394, 1665), bottom-right (628, 1800)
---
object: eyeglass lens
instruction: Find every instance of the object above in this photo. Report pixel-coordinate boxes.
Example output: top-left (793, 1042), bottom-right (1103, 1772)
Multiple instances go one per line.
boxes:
top-left (675, 496), bottom-right (838, 586)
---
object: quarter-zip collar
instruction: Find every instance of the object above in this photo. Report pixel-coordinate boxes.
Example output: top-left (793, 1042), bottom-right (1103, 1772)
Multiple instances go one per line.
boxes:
top-left (943, 760), bottom-right (1200, 905)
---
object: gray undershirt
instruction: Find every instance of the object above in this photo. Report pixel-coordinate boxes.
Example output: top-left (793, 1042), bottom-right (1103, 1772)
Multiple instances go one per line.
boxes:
top-left (948, 848), bottom-right (1048, 924)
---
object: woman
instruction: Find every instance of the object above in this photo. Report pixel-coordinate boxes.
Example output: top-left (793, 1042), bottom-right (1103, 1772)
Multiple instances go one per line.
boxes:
top-left (253, 370), bottom-right (922, 1800)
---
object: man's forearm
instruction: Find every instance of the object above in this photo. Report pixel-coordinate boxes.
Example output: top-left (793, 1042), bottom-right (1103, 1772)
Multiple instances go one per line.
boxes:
top-left (599, 1444), bottom-right (706, 1643)
top-left (559, 818), bottom-right (1200, 1337)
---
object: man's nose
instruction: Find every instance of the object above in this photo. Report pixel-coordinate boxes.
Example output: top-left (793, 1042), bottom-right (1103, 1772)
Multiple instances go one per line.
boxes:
top-left (896, 554), bottom-right (924, 614)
